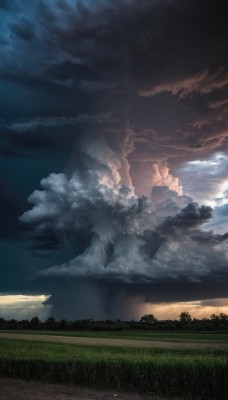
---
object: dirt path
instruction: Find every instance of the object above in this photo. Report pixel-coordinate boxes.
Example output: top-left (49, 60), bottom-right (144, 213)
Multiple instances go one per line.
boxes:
top-left (0, 378), bottom-right (158, 400)
top-left (0, 332), bottom-right (227, 349)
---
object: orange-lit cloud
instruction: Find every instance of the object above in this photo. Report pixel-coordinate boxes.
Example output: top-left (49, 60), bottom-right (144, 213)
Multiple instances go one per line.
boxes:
top-left (134, 298), bottom-right (228, 320)
top-left (208, 99), bottom-right (228, 110)
top-left (138, 70), bottom-right (228, 99)
top-left (131, 162), bottom-right (183, 196)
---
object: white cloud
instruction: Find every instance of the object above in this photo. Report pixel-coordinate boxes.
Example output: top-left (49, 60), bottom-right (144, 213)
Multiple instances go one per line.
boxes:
top-left (177, 152), bottom-right (228, 206)
top-left (0, 295), bottom-right (51, 321)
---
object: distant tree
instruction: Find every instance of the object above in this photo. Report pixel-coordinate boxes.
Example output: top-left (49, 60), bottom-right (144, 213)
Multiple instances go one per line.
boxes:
top-left (179, 312), bottom-right (192, 324)
top-left (30, 316), bottom-right (40, 329)
top-left (140, 314), bottom-right (157, 323)
top-left (210, 313), bottom-right (220, 328)
top-left (45, 317), bottom-right (56, 330)
top-left (0, 318), bottom-right (6, 329)
top-left (9, 319), bottom-right (18, 330)
top-left (219, 313), bottom-right (228, 321)
top-left (59, 319), bottom-right (68, 330)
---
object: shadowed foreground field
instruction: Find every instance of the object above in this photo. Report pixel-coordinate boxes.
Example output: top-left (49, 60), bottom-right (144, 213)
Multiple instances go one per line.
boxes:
top-left (0, 335), bottom-right (228, 399)
top-left (0, 378), bottom-right (158, 400)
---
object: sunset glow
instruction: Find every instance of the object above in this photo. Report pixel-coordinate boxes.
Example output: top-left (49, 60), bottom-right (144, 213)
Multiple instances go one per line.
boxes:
top-left (139, 299), bottom-right (228, 320)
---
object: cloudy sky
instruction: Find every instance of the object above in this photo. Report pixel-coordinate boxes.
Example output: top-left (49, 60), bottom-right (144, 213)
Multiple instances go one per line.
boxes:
top-left (1, 0), bottom-right (228, 321)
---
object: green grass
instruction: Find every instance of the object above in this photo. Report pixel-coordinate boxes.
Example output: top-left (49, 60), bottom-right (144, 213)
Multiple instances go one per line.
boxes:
top-left (2, 329), bottom-right (228, 343)
top-left (0, 338), bottom-right (228, 399)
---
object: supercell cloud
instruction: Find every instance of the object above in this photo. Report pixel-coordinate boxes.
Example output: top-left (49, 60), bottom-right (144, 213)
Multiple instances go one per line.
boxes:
top-left (0, 0), bottom-right (228, 319)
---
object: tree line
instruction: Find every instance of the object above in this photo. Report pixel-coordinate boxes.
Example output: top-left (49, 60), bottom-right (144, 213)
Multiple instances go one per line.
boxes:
top-left (0, 312), bottom-right (228, 332)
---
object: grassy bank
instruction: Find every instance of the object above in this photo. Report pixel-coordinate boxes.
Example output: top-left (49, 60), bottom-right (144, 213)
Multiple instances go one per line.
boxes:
top-left (0, 338), bottom-right (228, 399)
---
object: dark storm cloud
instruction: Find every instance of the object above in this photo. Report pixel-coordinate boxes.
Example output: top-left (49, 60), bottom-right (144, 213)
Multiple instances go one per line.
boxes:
top-left (161, 203), bottom-right (212, 230)
top-left (9, 17), bottom-right (36, 41)
top-left (6, 130), bottom-right (54, 150)
top-left (1, 0), bottom-right (228, 319)
top-left (0, 128), bottom-right (54, 156)
top-left (1, 0), bottom-right (227, 166)
top-left (48, 61), bottom-right (100, 82)
top-left (0, 0), bottom-right (17, 10)
top-left (28, 228), bottom-right (60, 257)
top-left (43, 278), bottom-right (228, 321)
top-left (0, 179), bottom-right (27, 240)
top-left (0, 113), bottom-right (114, 162)
top-left (8, 113), bottom-right (113, 133)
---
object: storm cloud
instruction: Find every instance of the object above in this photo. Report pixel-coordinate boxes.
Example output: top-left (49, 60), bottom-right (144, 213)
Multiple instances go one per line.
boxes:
top-left (20, 135), bottom-right (228, 313)
top-left (1, 0), bottom-right (228, 319)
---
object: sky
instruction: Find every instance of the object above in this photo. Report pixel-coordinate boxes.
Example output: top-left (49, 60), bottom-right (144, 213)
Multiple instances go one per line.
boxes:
top-left (0, 0), bottom-right (228, 321)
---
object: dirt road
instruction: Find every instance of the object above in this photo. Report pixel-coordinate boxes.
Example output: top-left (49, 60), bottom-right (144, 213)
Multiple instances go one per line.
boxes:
top-left (0, 332), bottom-right (226, 349)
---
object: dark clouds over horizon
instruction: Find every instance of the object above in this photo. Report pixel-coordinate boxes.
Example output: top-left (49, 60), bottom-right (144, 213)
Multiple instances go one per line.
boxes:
top-left (1, 0), bottom-right (228, 320)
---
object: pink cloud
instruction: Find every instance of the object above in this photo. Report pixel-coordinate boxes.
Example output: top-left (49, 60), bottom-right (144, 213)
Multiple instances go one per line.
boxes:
top-left (138, 70), bottom-right (228, 98)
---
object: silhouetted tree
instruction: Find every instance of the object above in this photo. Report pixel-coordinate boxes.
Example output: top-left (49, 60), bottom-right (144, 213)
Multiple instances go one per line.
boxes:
top-left (45, 317), bottom-right (57, 330)
top-left (30, 316), bottom-right (40, 329)
top-left (140, 314), bottom-right (157, 323)
top-left (219, 313), bottom-right (228, 321)
top-left (179, 312), bottom-right (192, 324)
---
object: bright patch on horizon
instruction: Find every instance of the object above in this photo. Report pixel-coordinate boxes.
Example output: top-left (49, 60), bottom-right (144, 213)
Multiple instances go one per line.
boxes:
top-left (0, 295), bottom-right (51, 321)
top-left (0, 295), bottom-right (49, 305)
top-left (138, 298), bottom-right (228, 320)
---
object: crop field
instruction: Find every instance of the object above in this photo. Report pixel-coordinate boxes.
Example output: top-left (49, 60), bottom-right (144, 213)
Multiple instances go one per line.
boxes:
top-left (2, 329), bottom-right (228, 342)
top-left (0, 335), bottom-right (228, 399)
top-left (1, 331), bottom-right (228, 350)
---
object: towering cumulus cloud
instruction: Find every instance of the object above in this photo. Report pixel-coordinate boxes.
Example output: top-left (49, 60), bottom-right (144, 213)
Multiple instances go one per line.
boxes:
top-left (20, 133), bottom-right (228, 318)
top-left (20, 134), bottom-right (185, 281)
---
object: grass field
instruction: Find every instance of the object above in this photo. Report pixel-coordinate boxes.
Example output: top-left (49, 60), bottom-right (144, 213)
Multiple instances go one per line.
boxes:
top-left (0, 334), bottom-right (228, 399)
top-left (2, 329), bottom-right (228, 342)
top-left (1, 331), bottom-right (228, 350)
